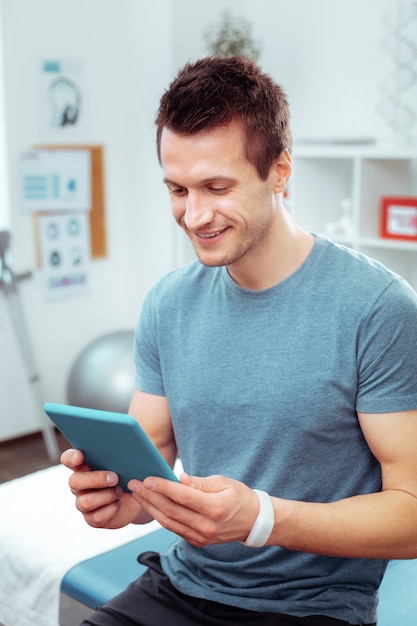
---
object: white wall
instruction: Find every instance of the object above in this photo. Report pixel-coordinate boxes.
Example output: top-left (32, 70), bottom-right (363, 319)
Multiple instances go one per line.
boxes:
top-left (171, 0), bottom-right (417, 145)
top-left (0, 2), bottom-right (9, 230)
top-left (0, 0), bottom-right (174, 439)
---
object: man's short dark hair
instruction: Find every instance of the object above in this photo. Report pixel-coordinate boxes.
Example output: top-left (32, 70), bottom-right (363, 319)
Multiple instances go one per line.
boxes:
top-left (156, 55), bottom-right (292, 180)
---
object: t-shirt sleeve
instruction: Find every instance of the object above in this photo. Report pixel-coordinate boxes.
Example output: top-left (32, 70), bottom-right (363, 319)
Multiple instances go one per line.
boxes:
top-left (356, 277), bottom-right (417, 414)
top-left (133, 288), bottom-right (166, 397)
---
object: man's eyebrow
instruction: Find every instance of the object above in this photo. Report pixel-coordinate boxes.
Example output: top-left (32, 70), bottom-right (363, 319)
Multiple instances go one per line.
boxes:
top-left (201, 176), bottom-right (235, 184)
top-left (163, 176), bottom-right (235, 185)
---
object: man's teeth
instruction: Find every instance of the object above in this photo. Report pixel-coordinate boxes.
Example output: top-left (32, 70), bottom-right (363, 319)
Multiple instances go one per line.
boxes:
top-left (199, 231), bottom-right (222, 238)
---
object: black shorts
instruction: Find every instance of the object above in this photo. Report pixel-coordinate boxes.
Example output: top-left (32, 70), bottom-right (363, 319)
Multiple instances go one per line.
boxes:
top-left (81, 551), bottom-right (375, 626)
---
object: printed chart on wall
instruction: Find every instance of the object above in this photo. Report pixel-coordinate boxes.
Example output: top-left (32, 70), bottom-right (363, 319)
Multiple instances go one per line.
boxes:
top-left (38, 212), bottom-right (90, 298)
top-left (17, 149), bottom-right (92, 298)
top-left (18, 150), bottom-right (91, 213)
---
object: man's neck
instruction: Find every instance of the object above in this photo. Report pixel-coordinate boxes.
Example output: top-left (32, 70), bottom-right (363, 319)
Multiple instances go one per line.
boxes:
top-left (227, 215), bottom-right (315, 291)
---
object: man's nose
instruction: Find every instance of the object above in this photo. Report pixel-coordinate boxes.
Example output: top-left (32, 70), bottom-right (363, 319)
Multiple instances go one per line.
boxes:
top-left (183, 193), bottom-right (213, 230)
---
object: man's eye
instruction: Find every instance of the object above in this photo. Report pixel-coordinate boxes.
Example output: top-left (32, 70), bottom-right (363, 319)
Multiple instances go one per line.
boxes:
top-left (210, 187), bottom-right (228, 194)
top-left (170, 187), bottom-right (187, 196)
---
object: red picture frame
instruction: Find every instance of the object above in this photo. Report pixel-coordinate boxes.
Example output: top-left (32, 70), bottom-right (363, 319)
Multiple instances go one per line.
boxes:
top-left (380, 196), bottom-right (417, 241)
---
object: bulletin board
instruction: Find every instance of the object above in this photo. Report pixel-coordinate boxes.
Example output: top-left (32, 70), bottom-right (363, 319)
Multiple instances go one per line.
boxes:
top-left (33, 144), bottom-right (107, 259)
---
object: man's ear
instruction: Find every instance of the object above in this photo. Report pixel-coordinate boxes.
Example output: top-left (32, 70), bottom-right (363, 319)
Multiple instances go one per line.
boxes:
top-left (273, 149), bottom-right (292, 193)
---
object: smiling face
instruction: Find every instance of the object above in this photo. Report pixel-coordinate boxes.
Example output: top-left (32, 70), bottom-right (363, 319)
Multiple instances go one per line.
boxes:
top-left (161, 121), bottom-right (289, 280)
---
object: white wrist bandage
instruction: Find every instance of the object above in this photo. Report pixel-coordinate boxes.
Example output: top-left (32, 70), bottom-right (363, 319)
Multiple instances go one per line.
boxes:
top-left (242, 489), bottom-right (275, 548)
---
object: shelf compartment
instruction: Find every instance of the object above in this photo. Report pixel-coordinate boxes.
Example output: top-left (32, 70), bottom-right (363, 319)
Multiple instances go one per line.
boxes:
top-left (292, 157), bottom-right (355, 235)
top-left (359, 159), bottom-right (414, 239)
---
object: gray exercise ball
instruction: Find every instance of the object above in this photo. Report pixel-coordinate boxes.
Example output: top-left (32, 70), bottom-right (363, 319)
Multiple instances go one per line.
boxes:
top-left (67, 329), bottom-right (135, 413)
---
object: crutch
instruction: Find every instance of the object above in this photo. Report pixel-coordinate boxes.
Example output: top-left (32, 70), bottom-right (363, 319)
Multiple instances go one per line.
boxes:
top-left (0, 230), bottom-right (59, 460)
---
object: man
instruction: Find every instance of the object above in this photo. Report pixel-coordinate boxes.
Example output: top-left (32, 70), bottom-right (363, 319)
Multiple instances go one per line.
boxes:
top-left (62, 56), bottom-right (417, 626)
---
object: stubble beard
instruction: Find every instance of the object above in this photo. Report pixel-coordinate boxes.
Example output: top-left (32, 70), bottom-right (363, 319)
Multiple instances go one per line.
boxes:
top-left (189, 218), bottom-right (272, 270)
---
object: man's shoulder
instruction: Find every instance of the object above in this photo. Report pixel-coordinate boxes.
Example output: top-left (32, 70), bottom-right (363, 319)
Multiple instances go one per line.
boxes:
top-left (314, 236), bottom-right (417, 313)
top-left (317, 237), bottom-right (402, 287)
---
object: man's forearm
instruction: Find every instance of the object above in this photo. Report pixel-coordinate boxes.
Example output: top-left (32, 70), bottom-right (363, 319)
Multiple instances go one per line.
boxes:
top-left (268, 490), bottom-right (417, 559)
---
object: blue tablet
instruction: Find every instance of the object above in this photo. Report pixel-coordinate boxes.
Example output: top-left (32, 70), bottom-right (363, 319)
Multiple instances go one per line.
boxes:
top-left (44, 402), bottom-right (179, 491)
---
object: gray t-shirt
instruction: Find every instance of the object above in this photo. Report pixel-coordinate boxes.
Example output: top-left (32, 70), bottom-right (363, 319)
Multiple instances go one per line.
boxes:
top-left (134, 235), bottom-right (417, 623)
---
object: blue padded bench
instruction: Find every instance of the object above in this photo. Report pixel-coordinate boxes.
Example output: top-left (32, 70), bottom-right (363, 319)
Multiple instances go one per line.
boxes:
top-left (61, 527), bottom-right (176, 609)
top-left (377, 557), bottom-right (417, 625)
top-left (61, 530), bottom-right (417, 624)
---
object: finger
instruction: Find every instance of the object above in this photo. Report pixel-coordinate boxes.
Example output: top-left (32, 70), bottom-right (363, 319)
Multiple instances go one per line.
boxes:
top-left (131, 488), bottom-right (209, 545)
top-left (80, 496), bottom-right (123, 529)
top-left (60, 448), bottom-right (85, 469)
top-left (139, 476), bottom-right (203, 513)
top-left (76, 486), bottom-right (123, 514)
top-left (69, 469), bottom-right (119, 494)
top-left (180, 473), bottom-right (227, 494)
top-left (132, 478), bottom-right (223, 542)
top-left (178, 472), bottom-right (192, 486)
top-left (129, 479), bottom-right (195, 522)
top-left (141, 474), bottom-right (227, 514)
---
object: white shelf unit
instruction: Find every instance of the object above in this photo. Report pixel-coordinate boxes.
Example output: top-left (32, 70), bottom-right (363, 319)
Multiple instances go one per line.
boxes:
top-left (290, 144), bottom-right (417, 291)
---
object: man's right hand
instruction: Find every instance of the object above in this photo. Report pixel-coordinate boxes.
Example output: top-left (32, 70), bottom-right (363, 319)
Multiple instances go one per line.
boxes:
top-left (61, 448), bottom-right (153, 529)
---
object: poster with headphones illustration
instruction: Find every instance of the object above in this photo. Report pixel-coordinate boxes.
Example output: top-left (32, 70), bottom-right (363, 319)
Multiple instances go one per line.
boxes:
top-left (40, 59), bottom-right (87, 138)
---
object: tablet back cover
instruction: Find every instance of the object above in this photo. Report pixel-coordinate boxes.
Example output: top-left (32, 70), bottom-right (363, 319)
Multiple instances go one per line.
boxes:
top-left (44, 402), bottom-right (178, 490)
